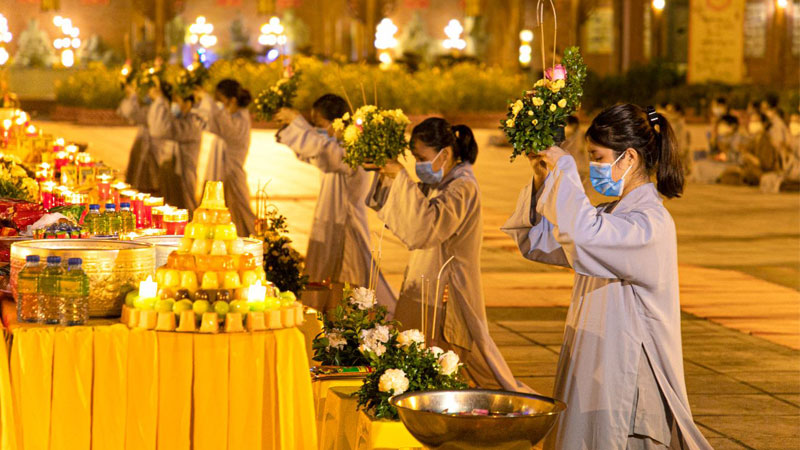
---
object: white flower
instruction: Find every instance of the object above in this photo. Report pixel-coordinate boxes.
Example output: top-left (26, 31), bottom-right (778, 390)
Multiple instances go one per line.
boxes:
top-left (350, 287), bottom-right (377, 310)
top-left (378, 368), bottom-right (409, 395)
top-left (429, 346), bottom-right (445, 358)
top-left (397, 329), bottom-right (425, 349)
top-left (438, 351), bottom-right (461, 376)
top-left (327, 330), bottom-right (347, 350)
top-left (359, 324), bottom-right (391, 356)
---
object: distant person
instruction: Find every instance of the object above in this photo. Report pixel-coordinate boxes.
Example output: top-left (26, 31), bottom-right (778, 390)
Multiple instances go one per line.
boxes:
top-left (207, 79), bottom-right (256, 236)
top-left (671, 104), bottom-right (693, 177)
top-left (194, 83), bottom-right (227, 190)
top-left (274, 95), bottom-right (397, 312)
top-left (117, 77), bottom-right (173, 194)
top-left (743, 112), bottom-right (783, 190)
top-left (503, 104), bottom-right (712, 449)
top-left (695, 115), bottom-right (745, 183)
top-left (783, 113), bottom-right (800, 186)
top-left (709, 97), bottom-right (729, 121)
top-left (761, 95), bottom-right (791, 158)
top-left (163, 93), bottom-right (204, 211)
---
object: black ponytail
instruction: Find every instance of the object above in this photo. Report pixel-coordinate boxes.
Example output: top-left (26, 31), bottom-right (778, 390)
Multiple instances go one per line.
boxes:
top-left (236, 88), bottom-right (252, 107)
top-left (452, 124), bottom-right (478, 164)
top-left (215, 78), bottom-right (251, 107)
top-left (654, 112), bottom-right (684, 198)
top-left (411, 118), bottom-right (479, 165)
top-left (585, 103), bottom-right (684, 198)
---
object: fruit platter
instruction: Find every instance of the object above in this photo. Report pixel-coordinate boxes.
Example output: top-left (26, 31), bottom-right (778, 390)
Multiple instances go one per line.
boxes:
top-left (120, 181), bottom-right (304, 333)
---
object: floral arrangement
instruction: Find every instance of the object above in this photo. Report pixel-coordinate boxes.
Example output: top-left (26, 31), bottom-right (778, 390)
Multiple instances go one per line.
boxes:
top-left (501, 46), bottom-right (587, 160)
top-left (312, 285), bottom-right (393, 367)
top-left (357, 328), bottom-right (467, 420)
top-left (135, 66), bottom-right (166, 99)
top-left (175, 62), bottom-right (210, 99)
top-left (0, 156), bottom-right (39, 202)
top-left (254, 68), bottom-right (301, 121)
top-left (333, 105), bottom-right (410, 169)
top-left (260, 207), bottom-right (308, 294)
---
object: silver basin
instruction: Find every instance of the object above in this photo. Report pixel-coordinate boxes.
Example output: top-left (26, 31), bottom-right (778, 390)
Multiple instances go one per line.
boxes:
top-left (390, 389), bottom-right (565, 450)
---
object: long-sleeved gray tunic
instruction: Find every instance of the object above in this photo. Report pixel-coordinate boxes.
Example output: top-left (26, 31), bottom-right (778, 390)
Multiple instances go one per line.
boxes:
top-left (276, 115), bottom-right (397, 311)
top-left (368, 163), bottom-right (528, 392)
top-left (502, 155), bottom-right (712, 449)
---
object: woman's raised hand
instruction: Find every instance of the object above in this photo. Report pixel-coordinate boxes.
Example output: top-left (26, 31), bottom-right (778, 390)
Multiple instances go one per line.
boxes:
top-left (375, 160), bottom-right (404, 178)
top-left (274, 108), bottom-right (299, 127)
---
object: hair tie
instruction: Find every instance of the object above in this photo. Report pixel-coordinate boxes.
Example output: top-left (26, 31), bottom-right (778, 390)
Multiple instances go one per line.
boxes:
top-left (645, 106), bottom-right (661, 133)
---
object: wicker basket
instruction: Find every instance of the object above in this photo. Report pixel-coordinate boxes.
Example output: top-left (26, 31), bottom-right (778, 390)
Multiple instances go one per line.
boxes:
top-left (11, 239), bottom-right (155, 318)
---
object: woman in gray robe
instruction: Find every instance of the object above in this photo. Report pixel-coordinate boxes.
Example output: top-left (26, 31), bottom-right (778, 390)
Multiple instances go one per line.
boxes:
top-left (193, 87), bottom-right (227, 188)
top-left (503, 104), bottom-right (711, 449)
top-left (274, 95), bottom-right (397, 312)
top-left (368, 118), bottom-right (528, 392)
top-left (207, 79), bottom-right (256, 237)
top-left (117, 81), bottom-right (174, 195)
top-left (161, 93), bottom-right (204, 211)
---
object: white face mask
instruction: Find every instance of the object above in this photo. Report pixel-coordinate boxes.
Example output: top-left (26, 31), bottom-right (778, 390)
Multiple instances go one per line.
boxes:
top-left (711, 106), bottom-right (725, 117)
top-left (748, 122), bottom-right (764, 135)
top-left (790, 122), bottom-right (800, 137)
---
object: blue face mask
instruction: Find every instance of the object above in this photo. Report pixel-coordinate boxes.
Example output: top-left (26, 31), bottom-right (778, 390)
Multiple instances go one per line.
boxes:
top-left (415, 149), bottom-right (445, 184)
top-left (589, 152), bottom-right (632, 197)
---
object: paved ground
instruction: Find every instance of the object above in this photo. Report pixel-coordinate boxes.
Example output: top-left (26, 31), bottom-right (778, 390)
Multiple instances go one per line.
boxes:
top-left (36, 121), bottom-right (800, 448)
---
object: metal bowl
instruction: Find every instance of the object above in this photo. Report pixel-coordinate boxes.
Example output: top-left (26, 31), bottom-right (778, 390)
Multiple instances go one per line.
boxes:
top-left (390, 389), bottom-right (565, 450)
top-left (11, 239), bottom-right (155, 317)
top-left (133, 235), bottom-right (264, 267)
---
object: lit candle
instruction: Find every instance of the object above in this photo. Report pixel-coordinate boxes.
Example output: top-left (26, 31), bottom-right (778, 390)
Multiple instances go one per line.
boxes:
top-left (247, 280), bottom-right (267, 304)
top-left (2, 120), bottom-right (10, 130)
top-left (41, 181), bottom-right (56, 209)
top-left (25, 124), bottom-right (37, 137)
top-left (97, 174), bottom-right (112, 202)
top-left (139, 275), bottom-right (158, 299)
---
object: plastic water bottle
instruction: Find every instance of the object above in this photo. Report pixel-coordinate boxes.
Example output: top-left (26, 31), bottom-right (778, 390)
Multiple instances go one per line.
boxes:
top-left (16, 255), bottom-right (42, 322)
top-left (59, 258), bottom-right (89, 326)
top-left (38, 256), bottom-right (64, 324)
top-left (85, 204), bottom-right (105, 236)
top-left (120, 202), bottom-right (136, 234)
top-left (104, 203), bottom-right (121, 236)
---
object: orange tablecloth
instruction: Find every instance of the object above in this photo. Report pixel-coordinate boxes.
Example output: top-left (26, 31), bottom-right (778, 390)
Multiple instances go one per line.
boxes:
top-left (0, 320), bottom-right (317, 450)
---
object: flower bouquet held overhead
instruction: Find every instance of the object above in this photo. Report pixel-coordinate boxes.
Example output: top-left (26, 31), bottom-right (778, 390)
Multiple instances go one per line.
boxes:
top-left (335, 105), bottom-right (410, 170)
top-left (254, 65), bottom-right (301, 122)
top-left (501, 0), bottom-right (587, 160)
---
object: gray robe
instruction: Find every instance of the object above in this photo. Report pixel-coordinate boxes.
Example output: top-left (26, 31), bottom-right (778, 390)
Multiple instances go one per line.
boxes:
top-left (368, 163), bottom-right (528, 392)
top-left (276, 116), bottom-right (396, 311)
top-left (502, 155), bottom-right (711, 450)
top-left (207, 103), bottom-right (256, 237)
top-left (194, 92), bottom-right (227, 187)
top-left (117, 95), bottom-right (173, 194)
top-left (165, 112), bottom-right (203, 211)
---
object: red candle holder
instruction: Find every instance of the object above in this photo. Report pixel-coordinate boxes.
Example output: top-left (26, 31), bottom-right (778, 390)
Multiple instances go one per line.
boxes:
top-left (135, 193), bottom-right (150, 229)
top-left (165, 209), bottom-right (189, 235)
top-left (97, 175), bottom-right (112, 203)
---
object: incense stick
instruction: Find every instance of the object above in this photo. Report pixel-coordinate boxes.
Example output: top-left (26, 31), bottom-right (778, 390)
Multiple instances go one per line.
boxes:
top-left (360, 82), bottom-right (368, 107)
top-left (336, 66), bottom-right (355, 112)
top-left (420, 275), bottom-right (426, 334)
top-left (431, 256), bottom-right (455, 342)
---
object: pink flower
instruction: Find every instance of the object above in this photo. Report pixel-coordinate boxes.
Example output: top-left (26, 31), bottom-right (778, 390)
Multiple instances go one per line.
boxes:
top-left (545, 64), bottom-right (567, 81)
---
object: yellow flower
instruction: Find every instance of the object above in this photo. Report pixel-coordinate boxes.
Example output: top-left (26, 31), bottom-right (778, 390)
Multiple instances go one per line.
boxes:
top-left (528, 110), bottom-right (534, 116)
top-left (532, 97), bottom-right (544, 107)
top-left (372, 114), bottom-right (385, 125)
top-left (342, 112), bottom-right (350, 121)
top-left (332, 118), bottom-right (345, 132)
top-left (511, 100), bottom-right (524, 116)
top-left (10, 165), bottom-right (26, 178)
top-left (506, 119), bottom-right (515, 128)
top-left (343, 125), bottom-right (360, 144)
top-left (558, 99), bottom-right (567, 108)
top-left (533, 119), bottom-right (538, 125)
top-left (549, 104), bottom-right (557, 112)
top-left (548, 79), bottom-right (565, 92)
top-left (534, 79), bottom-right (547, 88)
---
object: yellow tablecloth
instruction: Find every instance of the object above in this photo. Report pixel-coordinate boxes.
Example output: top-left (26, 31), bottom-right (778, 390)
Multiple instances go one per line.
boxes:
top-left (355, 410), bottom-right (422, 450)
top-left (319, 386), bottom-right (360, 450)
top-left (0, 324), bottom-right (318, 450)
